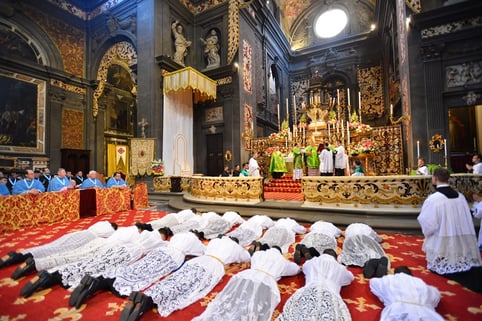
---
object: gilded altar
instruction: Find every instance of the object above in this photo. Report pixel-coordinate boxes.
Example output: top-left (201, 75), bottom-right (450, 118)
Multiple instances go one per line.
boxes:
top-left (302, 174), bottom-right (482, 209)
top-left (189, 176), bottom-right (264, 203)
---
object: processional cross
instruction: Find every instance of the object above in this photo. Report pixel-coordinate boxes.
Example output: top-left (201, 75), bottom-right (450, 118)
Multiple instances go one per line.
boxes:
top-left (138, 118), bottom-right (149, 138)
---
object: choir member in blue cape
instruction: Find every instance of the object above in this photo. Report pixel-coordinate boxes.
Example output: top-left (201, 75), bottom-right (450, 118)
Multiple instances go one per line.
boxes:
top-left (80, 170), bottom-right (105, 189)
top-left (12, 169), bottom-right (45, 195)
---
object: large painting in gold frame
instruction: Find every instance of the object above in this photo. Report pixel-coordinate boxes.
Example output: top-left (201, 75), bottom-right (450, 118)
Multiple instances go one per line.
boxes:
top-left (0, 71), bottom-right (45, 154)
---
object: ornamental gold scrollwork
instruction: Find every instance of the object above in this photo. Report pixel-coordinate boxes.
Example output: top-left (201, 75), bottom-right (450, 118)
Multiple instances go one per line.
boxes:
top-left (225, 150), bottom-right (233, 162)
top-left (429, 134), bottom-right (444, 153)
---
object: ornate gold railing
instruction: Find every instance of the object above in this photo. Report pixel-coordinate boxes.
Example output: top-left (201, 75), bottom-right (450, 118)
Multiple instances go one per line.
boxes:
top-left (190, 176), bottom-right (264, 203)
top-left (302, 174), bottom-right (481, 208)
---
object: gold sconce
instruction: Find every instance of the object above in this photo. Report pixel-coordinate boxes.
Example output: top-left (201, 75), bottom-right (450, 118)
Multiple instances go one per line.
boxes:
top-left (389, 103), bottom-right (411, 125)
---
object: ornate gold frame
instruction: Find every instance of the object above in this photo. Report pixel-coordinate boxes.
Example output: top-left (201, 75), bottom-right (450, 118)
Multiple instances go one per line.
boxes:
top-left (429, 134), bottom-right (444, 153)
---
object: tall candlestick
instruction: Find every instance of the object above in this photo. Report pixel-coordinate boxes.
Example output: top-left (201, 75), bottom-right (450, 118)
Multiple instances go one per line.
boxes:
top-left (341, 120), bottom-right (344, 138)
top-left (358, 91), bottom-right (362, 123)
top-left (277, 103), bottom-right (280, 131)
top-left (328, 124), bottom-right (331, 141)
top-left (347, 121), bottom-right (350, 146)
top-left (286, 98), bottom-right (289, 122)
top-left (417, 141), bottom-right (420, 159)
top-left (337, 89), bottom-right (340, 106)
top-left (390, 104), bottom-right (393, 116)
top-left (293, 96), bottom-right (297, 123)
top-left (347, 88), bottom-right (350, 105)
top-left (444, 139), bottom-right (447, 158)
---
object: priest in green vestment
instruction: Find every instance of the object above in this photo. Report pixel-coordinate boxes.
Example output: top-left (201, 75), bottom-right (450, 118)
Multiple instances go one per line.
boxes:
top-left (269, 146), bottom-right (288, 179)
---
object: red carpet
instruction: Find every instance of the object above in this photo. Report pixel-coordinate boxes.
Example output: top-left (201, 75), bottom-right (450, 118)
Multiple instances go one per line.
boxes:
top-left (264, 176), bottom-right (304, 201)
top-left (0, 209), bottom-right (481, 321)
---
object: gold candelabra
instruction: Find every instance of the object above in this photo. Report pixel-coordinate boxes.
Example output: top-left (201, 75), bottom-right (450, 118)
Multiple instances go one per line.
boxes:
top-left (389, 114), bottom-right (411, 125)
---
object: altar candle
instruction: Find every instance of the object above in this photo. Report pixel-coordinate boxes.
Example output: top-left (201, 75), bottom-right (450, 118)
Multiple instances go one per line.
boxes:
top-left (277, 104), bottom-right (280, 130)
top-left (347, 88), bottom-right (350, 105)
top-left (341, 120), bottom-right (344, 138)
top-left (390, 104), bottom-right (393, 116)
top-left (337, 89), bottom-right (340, 106)
top-left (358, 92), bottom-right (362, 123)
top-left (286, 98), bottom-right (289, 122)
top-left (328, 124), bottom-right (331, 140)
top-left (417, 141), bottom-right (420, 159)
top-left (347, 121), bottom-right (350, 145)
top-left (444, 139), bottom-right (447, 157)
top-left (293, 96), bottom-right (297, 122)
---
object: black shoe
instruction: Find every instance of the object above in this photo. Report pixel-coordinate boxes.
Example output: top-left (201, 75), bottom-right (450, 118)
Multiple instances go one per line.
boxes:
top-left (70, 274), bottom-right (99, 308)
top-left (363, 258), bottom-right (379, 279)
top-left (74, 275), bottom-right (101, 309)
top-left (248, 241), bottom-right (257, 256)
top-left (20, 270), bottom-right (52, 298)
top-left (11, 257), bottom-right (36, 280)
top-left (294, 244), bottom-right (303, 264)
top-left (375, 257), bottom-right (389, 277)
top-left (120, 292), bottom-right (141, 321)
top-left (127, 293), bottom-right (153, 321)
top-left (0, 251), bottom-right (27, 268)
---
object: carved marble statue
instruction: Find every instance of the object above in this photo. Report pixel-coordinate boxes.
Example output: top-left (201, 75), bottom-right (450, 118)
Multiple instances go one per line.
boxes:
top-left (171, 20), bottom-right (191, 66)
top-left (200, 29), bottom-right (220, 69)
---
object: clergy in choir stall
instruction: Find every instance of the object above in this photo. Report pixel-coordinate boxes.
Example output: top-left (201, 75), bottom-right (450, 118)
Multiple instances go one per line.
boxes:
top-left (269, 145), bottom-right (288, 179)
top-left (80, 170), bottom-right (105, 189)
top-left (106, 171), bottom-right (129, 188)
top-left (276, 251), bottom-right (354, 321)
top-left (370, 267), bottom-right (444, 321)
top-left (292, 143), bottom-right (303, 180)
top-left (47, 168), bottom-right (75, 192)
top-left (12, 168), bottom-right (45, 195)
top-left (192, 247), bottom-right (300, 321)
top-left (305, 139), bottom-right (320, 176)
top-left (74, 170), bottom-right (84, 188)
top-left (0, 176), bottom-right (10, 196)
top-left (416, 157), bottom-right (429, 176)
top-left (417, 168), bottom-right (482, 293)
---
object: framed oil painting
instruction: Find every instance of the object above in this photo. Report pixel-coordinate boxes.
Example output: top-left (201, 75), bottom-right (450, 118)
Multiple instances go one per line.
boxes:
top-left (0, 71), bottom-right (45, 154)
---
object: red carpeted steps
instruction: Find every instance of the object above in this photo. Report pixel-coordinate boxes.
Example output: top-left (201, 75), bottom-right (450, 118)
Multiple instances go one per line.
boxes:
top-left (264, 175), bottom-right (302, 193)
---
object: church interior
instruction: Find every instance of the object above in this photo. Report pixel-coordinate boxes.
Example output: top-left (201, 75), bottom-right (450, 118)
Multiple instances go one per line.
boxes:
top-left (0, 0), bottom-right (482, 319)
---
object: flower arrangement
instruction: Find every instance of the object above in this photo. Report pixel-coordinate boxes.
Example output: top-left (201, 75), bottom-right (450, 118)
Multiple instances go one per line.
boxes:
top-left (327, 110), bottom-right (338, 125)
top-left (151, 159), bottom-right (165, 176)
top-left (269, 131), bottom-right (288, 140)
top-left (349, 121), bottom-right (372, 133)
top-left (265, 146), bottom-right (275, 156)
top-left (351, 139), bottom-right (379, 155)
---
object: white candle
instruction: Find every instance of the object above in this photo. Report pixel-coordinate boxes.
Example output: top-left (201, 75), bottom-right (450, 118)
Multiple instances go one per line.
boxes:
top-left (417, 141), bottom-right (420, 159)
top-left (286, 98), bottom-right (289, 122)
top-left (358, 92), bottom-right (362, 123)
top-left (390, 104), bottom-right (393, 116)
top-left (328, 124), bottom-right (331, 140)
top-left (277, 103), bottom-right (280, 131)
top-left (341, 120), bottom-right (344, 138)
top-left (347, 121), bottom-right (350, 145)
top-left (444, 139), bottom-right (447, 157)
top-left (293, 96), bottom-right (297, 122)
top-left (337, 89), bottom-right (340, 106)
top-left (347, 88), bottom-right (350, 106)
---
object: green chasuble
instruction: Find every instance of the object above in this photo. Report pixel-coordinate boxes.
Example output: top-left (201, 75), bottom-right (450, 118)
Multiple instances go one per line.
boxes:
top-left (269, 151), bottom-right (288, 173)
top-left (305, 145), bottom-right (320, 169)
top-left (293, 147), bottom-right (303, 169)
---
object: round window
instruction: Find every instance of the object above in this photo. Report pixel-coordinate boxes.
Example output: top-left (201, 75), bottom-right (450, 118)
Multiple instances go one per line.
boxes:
top-left (314, 9), bottom-right (348, 38)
